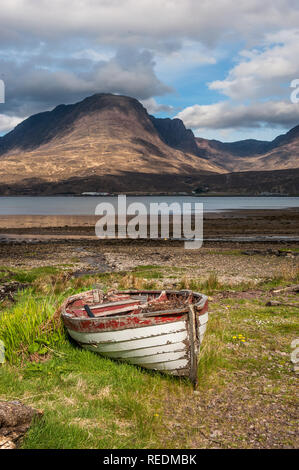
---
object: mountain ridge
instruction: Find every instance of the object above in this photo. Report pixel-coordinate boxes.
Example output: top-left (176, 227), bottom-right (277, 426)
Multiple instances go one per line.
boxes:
top-left (0, 93), bottom-right (298, 194)
top-left (0, 93), bottom-right (224, 192)
top-left (195, 125), bottom-right (299, 171)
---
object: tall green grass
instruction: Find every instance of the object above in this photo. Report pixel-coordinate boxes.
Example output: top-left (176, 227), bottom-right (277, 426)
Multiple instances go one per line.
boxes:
top-left (0, 289), bottom-right (65, 363)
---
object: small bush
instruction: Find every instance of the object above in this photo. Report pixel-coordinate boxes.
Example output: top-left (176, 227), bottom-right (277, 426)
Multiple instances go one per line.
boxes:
top-left (118, 274), bottom-right (158, 290)
top-left (178, 272), bottom-right (220, 294)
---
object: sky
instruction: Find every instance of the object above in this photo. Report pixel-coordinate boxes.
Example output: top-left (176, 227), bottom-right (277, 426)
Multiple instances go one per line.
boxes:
top-left (0, 0), bottom-right (299, 142)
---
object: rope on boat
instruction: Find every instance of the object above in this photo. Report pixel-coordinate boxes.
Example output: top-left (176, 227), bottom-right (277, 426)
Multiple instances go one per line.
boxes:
top-left (188, 304), bottom-right (199, 389)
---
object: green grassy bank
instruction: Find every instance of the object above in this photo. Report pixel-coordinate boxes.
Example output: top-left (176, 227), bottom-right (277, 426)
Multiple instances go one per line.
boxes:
top-left (0, 264), bottom-right (298, 448)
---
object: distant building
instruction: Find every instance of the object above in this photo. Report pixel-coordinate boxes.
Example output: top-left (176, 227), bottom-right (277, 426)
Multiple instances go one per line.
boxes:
top-left (82, 192), bottom-right (109, 196)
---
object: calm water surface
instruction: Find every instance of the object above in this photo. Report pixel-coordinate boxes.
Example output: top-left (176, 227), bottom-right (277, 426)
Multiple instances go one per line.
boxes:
top-left (0, 196), bottom-right (298, 215)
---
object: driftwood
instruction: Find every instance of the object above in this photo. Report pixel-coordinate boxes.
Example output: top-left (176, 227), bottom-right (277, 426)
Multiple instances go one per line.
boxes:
top-left (0, 401), bottom-right (43, 449)
top-left (272, 284), bottom-right (299, 294)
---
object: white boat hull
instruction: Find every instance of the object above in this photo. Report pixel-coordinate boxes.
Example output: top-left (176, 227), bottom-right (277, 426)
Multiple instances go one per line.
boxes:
top-left (66, 312), bottom-right (209, 375)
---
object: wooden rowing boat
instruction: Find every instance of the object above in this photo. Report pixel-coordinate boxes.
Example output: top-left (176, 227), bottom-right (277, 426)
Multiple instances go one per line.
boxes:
top-left (61, 289), bottom-right (208, 385)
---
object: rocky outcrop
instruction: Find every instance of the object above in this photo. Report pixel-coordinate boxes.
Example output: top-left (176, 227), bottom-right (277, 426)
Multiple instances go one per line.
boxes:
top-left (150, 116), bottom-right (200, 156)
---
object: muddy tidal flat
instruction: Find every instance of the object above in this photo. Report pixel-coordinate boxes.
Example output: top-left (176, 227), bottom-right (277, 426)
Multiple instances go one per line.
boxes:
top-left (0, 209), bottom-right (298, 283)
top-left (0, 207), bottom-right (299, 236)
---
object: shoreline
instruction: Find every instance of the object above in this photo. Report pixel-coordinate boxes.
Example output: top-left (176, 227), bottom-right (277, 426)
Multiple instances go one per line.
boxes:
top-left (1, 233), bottom-right (299, 244)
top-left (0, 209), bottom-right (298, 241)
top-left (0, 193), bottom-right (298, 197)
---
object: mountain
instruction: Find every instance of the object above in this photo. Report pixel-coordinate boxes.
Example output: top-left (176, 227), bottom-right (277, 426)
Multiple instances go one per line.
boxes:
top-left (0, 93), bottom-right (223, 194)
top-left (0, 92), bottom-right (298, 195)
top-left (196, 125), bottom-right (299, 172)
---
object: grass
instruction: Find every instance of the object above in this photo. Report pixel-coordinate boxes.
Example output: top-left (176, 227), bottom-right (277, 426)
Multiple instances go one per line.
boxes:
top-left (177, 271), bottom-right (221, 294)
top-left (3, 266), bottom-right (61, 284)
top-left (0, 344), bottom-right (171, 449)
top-left (0, 264), bottom-right (298, 448)
top-left (0, 289), bottom-right (65, 363)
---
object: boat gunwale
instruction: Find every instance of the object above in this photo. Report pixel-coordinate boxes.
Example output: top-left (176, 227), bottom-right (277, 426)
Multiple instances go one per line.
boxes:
top-left (61, 289), bottom-right (208, 322)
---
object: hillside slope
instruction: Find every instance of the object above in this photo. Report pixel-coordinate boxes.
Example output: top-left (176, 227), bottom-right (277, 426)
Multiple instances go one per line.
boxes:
top-left (192, 168), bottom-right (299, 196)
top-left (0, 94), bottom-right (223, 193)
top-left (196, 125), bottom-right (299, 172)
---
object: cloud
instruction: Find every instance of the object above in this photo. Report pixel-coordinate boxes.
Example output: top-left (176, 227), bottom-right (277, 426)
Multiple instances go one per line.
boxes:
top-left (1, 1), bottom-right (299, 136)
top-left (1, 1), bottom-right (299, 49)
top-left (209, 29), bottom-right (299, 100)
top-left (176, 100), bottom-right (299, 130)
top-left (176, 28), bottom-right (299, 134)
top-left (0, 47), bottom-right (172, 117)
top-left (155, 40), bottom-right (217, 79)
top-left (141, 98), bottom-right (174, 114)
top-left (0, 114), bottom-right (23, 133)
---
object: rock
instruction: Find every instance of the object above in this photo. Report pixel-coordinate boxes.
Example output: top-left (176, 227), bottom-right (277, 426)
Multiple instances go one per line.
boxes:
top-left (0, 436), bottom-right (16, 449)
top-left (0, 401), bottom-right (43, 449)
top-left (210, 430), bottom-right (222, 438)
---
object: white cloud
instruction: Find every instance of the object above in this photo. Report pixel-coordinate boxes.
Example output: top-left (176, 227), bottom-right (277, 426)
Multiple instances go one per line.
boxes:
top-left (0, 114), bottom-right (23, 133)
top-left (209, 29), bottom-right (299, 100)
top-left (176, 27), bottom-right (299, 135)
top-left (141, 97), bottom-right (174, 114)
top-left (1, 0), bottom-right (299, 135)
top-left (176, 100), bottom-right (299, 130)
top-left (1, 1), bottom-right (299, 49)
top-left (155, 41), bottom-right (217, 79)
top-left (71, 49), bottom-right (114, 62)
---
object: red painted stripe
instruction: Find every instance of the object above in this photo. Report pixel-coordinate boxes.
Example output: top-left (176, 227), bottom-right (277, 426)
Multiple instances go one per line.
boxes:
top-left (63, 312), bottom-right (186, 333)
